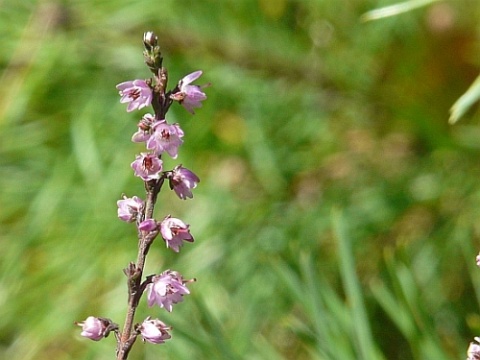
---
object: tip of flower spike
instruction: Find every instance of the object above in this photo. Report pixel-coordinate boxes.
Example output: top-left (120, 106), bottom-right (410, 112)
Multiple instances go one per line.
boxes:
top-left (143, 31), bottom-right (158, 50)
top-left (142, 32), bottom-right (163, 74)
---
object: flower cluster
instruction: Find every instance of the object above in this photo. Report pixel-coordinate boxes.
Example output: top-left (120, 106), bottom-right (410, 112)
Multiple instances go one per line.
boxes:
top-left (125, 90), bottom-right (202, 186)
top-left (76, 31), bottom-right (207, 358)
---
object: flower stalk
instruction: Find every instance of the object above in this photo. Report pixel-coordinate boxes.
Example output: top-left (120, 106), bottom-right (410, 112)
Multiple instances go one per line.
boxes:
top-left (75, 31), bottom-right (207, 359)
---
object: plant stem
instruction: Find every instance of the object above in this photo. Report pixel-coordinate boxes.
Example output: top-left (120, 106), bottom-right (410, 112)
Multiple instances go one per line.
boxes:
top-left (116, 177), bottom-right (164, 360)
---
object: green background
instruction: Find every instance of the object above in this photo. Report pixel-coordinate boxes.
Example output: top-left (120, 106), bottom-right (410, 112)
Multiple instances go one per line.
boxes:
top-left (1, 0), bottom-right (480, 359)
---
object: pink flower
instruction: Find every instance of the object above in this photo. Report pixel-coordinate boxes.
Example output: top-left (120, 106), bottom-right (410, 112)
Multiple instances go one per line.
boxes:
top-left (147, 270), bottom-right (191, 311)
top-left (169, 165), bottom-right (200, 200)
top-left (138, 317), bottom-right (171, 344)
top-left (147, 122), bottom-right (184, 158)
top-left (170, 70), bottom-right (207, 114)
top-left (131, 153), bottom-right (163, 181)
top-left (116, 79), bottom-right (152, 112)
top-left (160, 215), bottom-right (194, 252)
top-left (476, 253), bottom-right (480, 267)
top-left (131, 113), bottom-right (156, 143)
top-left (138, 218), bottom-right (158, 232)
top-left (75, 316), bottom-right (108, 341)
top-left (117, 195), bottom-right (144, 222)
top-left (468, 337), bottom-right (480, 360)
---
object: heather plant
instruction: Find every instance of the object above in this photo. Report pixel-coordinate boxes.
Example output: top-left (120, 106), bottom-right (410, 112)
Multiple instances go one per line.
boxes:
top-left (3, 1), bottom-right (480, 359)
top-left (75, 31), bottom-right (207, 360)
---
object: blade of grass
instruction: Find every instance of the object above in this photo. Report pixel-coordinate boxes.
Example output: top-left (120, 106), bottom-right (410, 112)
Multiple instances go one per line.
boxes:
top-left (449, 74), bottom-right (480, 124)
top-left (361, 0), bottom-right (438, 22)
top-left (190, 295), bottom-right (242, 360)
top-left (274, 257), bottom-right (354, 359)
top-left (332, 208), bottom-right (383, 360)
top-left (300, 253), bottom-right (355, 359)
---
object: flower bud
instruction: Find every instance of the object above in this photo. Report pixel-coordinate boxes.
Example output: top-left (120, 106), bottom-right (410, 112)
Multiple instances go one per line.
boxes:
top-left (143, 31), bottom-right (158, 51)
top-left (75, 316), bottom-right (117, 341)
top-left (142, 31), bottom-right (163, 74)
top-left (138, 218), bottom-right (158, 232)
top-left (138, 317), bottom-right (171, 344)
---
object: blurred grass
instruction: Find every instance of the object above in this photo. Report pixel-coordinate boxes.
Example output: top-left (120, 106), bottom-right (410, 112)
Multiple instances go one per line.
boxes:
top-left (1, 0), bottom-right (480, 359)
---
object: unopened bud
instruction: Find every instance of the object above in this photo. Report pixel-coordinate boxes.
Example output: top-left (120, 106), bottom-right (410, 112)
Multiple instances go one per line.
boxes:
top-left (143, 31), bottom-right (158, 51)
top-left (143, 31), bottom-right (163, 73)
top-left (138, 317), bottom-right (172, 344)
top-left (75, 316), bottom-right (118, 341)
